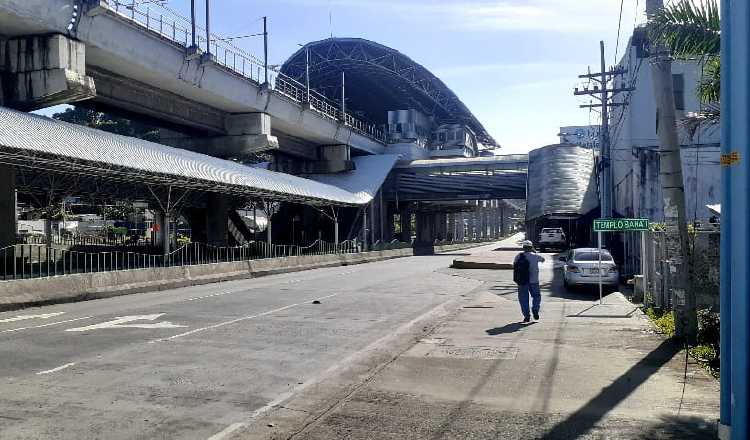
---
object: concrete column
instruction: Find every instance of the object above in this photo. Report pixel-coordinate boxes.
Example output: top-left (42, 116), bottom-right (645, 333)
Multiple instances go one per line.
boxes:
top-left (416, 213), bottom-right (434, 243)
top-left (2, 34), bottom-right (95, 110)
top-left (153, 210), bottom-right (169, 253)
top-left (447, 213), bottom-right (456, 241)
top-left (206, 194), bottom-right (229, 246)
top-left (0, 167), bottom-right (17, 249)
top-left (399, 208), bottom-right (412, 242)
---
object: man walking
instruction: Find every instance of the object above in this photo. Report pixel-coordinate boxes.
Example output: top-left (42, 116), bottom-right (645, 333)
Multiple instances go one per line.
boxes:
top-left (513, 240), bottom-right (545, 323)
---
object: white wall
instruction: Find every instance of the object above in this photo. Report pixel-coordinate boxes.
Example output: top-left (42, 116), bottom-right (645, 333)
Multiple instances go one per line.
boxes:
top-left (611, 36), bottom-right (721, 221)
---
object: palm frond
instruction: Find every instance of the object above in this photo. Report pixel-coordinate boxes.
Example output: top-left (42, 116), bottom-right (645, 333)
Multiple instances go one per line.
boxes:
top-left (649, 0), bottom-right (720, 59)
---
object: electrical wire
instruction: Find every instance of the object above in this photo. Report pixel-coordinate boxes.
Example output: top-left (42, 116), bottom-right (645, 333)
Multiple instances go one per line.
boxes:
top-left (614, 0), bottom-right (625, 65)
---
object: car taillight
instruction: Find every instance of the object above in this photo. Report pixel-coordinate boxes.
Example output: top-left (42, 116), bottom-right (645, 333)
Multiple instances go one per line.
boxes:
top-left (567, 265), bottom-right (580, 273)
top-left (608, 266), bottom-right (617, 273)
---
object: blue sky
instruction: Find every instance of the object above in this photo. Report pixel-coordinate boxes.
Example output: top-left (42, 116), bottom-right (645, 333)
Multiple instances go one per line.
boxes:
top-left (40, 0), bottom-right (646, 153)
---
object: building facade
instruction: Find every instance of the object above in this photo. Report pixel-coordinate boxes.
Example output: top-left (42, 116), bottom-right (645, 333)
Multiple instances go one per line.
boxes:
top-left (610, 31), bottom-right (721, 223)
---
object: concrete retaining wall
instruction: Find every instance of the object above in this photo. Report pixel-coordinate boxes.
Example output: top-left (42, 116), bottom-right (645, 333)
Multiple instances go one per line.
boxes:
top-left (0, 243), bottom-right (478, 311)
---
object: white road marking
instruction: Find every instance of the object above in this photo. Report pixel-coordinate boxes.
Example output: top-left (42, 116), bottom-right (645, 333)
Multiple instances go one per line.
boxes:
top-left (206, 422), bottom-right (246, 440)
top-left (151, 292), bottom-right (343, 343)
top-left (1, 316), bottom-right (93, 334)
top-left (36, 362), bottom-right (76, 375)
top-left (65, 314), bottom-right (187, 332)
top-left (0, 312), bottom-right (65, 324)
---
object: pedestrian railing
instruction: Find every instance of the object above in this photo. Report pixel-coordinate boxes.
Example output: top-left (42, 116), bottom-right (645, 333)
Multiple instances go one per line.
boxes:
top-left (0, 239), bottom-right (370, 281)
top-left (108, 1), bottom-right (386, 143)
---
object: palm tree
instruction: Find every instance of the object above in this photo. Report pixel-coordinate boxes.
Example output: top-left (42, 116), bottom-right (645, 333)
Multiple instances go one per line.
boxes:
top-left (649, 0), bottom-right (720, 117)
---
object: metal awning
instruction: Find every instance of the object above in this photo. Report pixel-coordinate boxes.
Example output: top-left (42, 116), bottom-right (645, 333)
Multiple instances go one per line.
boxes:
top-left (304, 154), bottom-right (400, 204)
top-left (0, 106), bottom-right (368, 206)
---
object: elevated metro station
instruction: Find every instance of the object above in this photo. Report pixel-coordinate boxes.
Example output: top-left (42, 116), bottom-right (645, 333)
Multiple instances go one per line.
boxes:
top-left (0, 0), bottom-right (528, 267)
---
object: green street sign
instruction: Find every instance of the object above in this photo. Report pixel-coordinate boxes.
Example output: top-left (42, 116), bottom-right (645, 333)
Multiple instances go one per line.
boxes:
top-left (593, 218), bottom-right (650, 232)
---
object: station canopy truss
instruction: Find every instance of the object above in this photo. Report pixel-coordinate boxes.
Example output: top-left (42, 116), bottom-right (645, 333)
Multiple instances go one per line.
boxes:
top-left (0, 106), bottom-right (377, 208)
top-left (385, 155), bottom-right (529, 202)
top-left (281, 38), bottom-right (497, 147)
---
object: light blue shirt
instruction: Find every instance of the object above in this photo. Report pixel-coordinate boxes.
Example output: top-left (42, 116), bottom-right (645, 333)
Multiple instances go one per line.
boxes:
top-left (514, 251), bottom-right (545, 284)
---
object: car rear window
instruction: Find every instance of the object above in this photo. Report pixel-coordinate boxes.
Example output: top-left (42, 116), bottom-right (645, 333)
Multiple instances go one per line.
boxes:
top-left (574, 251), bottom-right (613, 261)
top-left (542, 228), bottom-right (562, 233)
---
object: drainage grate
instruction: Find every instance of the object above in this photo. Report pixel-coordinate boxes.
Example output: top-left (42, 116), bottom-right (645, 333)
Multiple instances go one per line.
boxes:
top-left (431, 345), bottom-right (518, 360)
top-left (463, 305), bottom-right (495, 309)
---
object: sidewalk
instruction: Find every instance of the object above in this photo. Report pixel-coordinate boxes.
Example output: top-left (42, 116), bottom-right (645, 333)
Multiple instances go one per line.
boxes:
top-left (234, 240), bottom-right (720, 439)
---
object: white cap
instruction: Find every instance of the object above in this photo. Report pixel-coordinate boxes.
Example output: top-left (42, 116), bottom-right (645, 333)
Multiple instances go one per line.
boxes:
top-left (521, 240), bottom-right (534, 248)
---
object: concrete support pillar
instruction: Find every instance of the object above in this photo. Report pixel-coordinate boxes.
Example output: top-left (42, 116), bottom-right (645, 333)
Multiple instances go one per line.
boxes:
top-left (447, 213), bottom-right (456, 242)
top-left (399, 208), bottom-right (412, 242)
top-left (0, 167), bottom-right (17, 249)
top-left (416, 212), bottom-right (434, 244)
top-left (206, 194), bottom-right (229, 246)
top-left (153, 210), bottom-right (171, 254)
top-left (1, 34), bottom-right (96, 110)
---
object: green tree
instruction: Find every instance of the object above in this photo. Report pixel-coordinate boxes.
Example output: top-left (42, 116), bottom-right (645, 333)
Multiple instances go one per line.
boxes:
top-left (649, 0), bottom-right (720, 106)
top-left (53, 107), bottom-right (160, 141)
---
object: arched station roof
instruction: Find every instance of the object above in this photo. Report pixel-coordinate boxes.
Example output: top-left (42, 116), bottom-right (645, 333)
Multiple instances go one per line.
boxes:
top-left (281, 38), bottom-right (497, 147)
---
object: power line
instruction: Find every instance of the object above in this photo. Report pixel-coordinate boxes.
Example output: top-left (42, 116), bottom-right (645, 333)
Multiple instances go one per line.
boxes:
top-left (614, 0), bottom-right (625, 65)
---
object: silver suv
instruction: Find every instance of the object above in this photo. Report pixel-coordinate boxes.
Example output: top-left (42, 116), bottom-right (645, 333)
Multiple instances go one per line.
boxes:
top-left (537, 227), bottom-right (566, 251)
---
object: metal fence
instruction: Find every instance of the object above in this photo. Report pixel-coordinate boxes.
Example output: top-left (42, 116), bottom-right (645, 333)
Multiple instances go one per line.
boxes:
top-left (108, 0), bottom-right (386, 142)
top-left (0, 239), bottom-right (370, 281)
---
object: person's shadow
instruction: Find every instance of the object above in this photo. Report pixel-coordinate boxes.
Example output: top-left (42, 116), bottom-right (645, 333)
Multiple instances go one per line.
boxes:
top-left (485, 321), bottom-right (536, 335)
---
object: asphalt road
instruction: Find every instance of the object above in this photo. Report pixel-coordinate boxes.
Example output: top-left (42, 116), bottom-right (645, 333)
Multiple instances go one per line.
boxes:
top-left (0, 246), bottom-right (490, 440)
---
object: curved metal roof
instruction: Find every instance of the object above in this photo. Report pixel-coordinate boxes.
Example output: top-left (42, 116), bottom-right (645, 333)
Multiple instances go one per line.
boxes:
top-left (281, 38), bottom-right (497, 147)
top-left (0, 106), bottom-right (376, 206)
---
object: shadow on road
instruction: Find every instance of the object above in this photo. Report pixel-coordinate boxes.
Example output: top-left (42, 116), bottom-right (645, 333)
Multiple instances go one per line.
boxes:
top-left (485, 321), bottom-right (537, 335)
top-left (634, 415), bottom-right (718, 439)
top-left (540, 339), bottom-right (682, 440)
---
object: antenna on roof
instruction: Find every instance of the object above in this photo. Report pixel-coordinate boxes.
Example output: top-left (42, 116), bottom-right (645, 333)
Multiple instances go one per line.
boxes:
top-left (328, 0), bottom-right (333, 38)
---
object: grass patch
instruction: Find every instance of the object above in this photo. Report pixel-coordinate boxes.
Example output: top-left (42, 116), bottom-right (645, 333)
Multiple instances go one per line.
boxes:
top-left (644, 307), bottom-right (675, 336)
top-left (642, 307), bottom-right (720, 378)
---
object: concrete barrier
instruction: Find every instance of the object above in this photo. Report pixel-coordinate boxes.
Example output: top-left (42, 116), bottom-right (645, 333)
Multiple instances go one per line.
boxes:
top-left (0, 245), bottom-right (468, 311)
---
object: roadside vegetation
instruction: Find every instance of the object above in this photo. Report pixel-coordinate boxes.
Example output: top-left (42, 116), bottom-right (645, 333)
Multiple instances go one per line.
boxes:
top-left (644, 307), bottom-right (720, 377)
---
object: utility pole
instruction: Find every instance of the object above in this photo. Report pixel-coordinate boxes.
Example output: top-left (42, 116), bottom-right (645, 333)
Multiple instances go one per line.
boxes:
top-left (573, 41), bottom-right (633, 224)
top-left (263, 16), bottom-right (268, 85)
top-left (646, 0), bottom-right (696, 342)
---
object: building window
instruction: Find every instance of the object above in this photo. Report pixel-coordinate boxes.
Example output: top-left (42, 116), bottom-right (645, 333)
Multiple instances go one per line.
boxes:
top-left (395, 123), bottom-right (403, 133)
top-left (673, 73), bottom-right (685, 111)
top-left (438, 132), bottom-right (446, 142)
top-left (447, 131), bottom-right (455, 141)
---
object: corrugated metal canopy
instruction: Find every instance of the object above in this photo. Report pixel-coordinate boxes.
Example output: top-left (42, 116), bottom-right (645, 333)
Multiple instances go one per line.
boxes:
top-left (304, 154), bottom-right (399, 203)
top-left (0, 106), bottom-right (370, 206)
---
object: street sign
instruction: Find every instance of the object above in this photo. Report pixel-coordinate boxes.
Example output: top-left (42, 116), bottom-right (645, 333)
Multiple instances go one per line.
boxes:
top-left (593, 218), bottom-right (650, 232)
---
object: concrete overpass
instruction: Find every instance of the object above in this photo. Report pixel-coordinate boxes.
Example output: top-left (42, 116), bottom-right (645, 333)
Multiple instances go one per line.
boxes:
top-left (0, 0), bottom-right (384, 166)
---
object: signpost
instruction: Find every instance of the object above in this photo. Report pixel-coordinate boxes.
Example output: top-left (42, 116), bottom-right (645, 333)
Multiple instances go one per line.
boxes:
top-left (592, 218), bottom-right (650, 304)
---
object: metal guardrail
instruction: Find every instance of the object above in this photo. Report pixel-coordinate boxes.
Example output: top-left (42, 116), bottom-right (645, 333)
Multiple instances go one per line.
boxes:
top-left (108, 1), bottom-right (386, 143)
top-left (0, 238), bottom-right (410, 281)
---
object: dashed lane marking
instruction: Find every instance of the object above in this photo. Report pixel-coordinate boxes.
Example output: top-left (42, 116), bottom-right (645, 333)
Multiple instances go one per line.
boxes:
top-left (150, 292), bottom-right (343, 343)
top-left (0, 312), bottom-right (65, 324)
top-left (36, 362), bottom-right (75, 375)
top-left (0, 316), bottom-right (93, 334)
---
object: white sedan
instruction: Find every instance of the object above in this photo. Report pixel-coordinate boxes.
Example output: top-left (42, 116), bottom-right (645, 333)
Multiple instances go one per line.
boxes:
top-left (561, 248), bottom-right (619, 289)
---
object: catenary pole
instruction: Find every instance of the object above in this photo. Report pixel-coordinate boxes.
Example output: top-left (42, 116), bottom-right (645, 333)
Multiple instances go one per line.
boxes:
top-left (646, 0), bottom-right (696, 342)
top-left (190, 0), bottom-right (196, 47)
top-left (263, 17), bottom-right (268, 84)
top-left (205, 0), bottom-right (210, 55)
